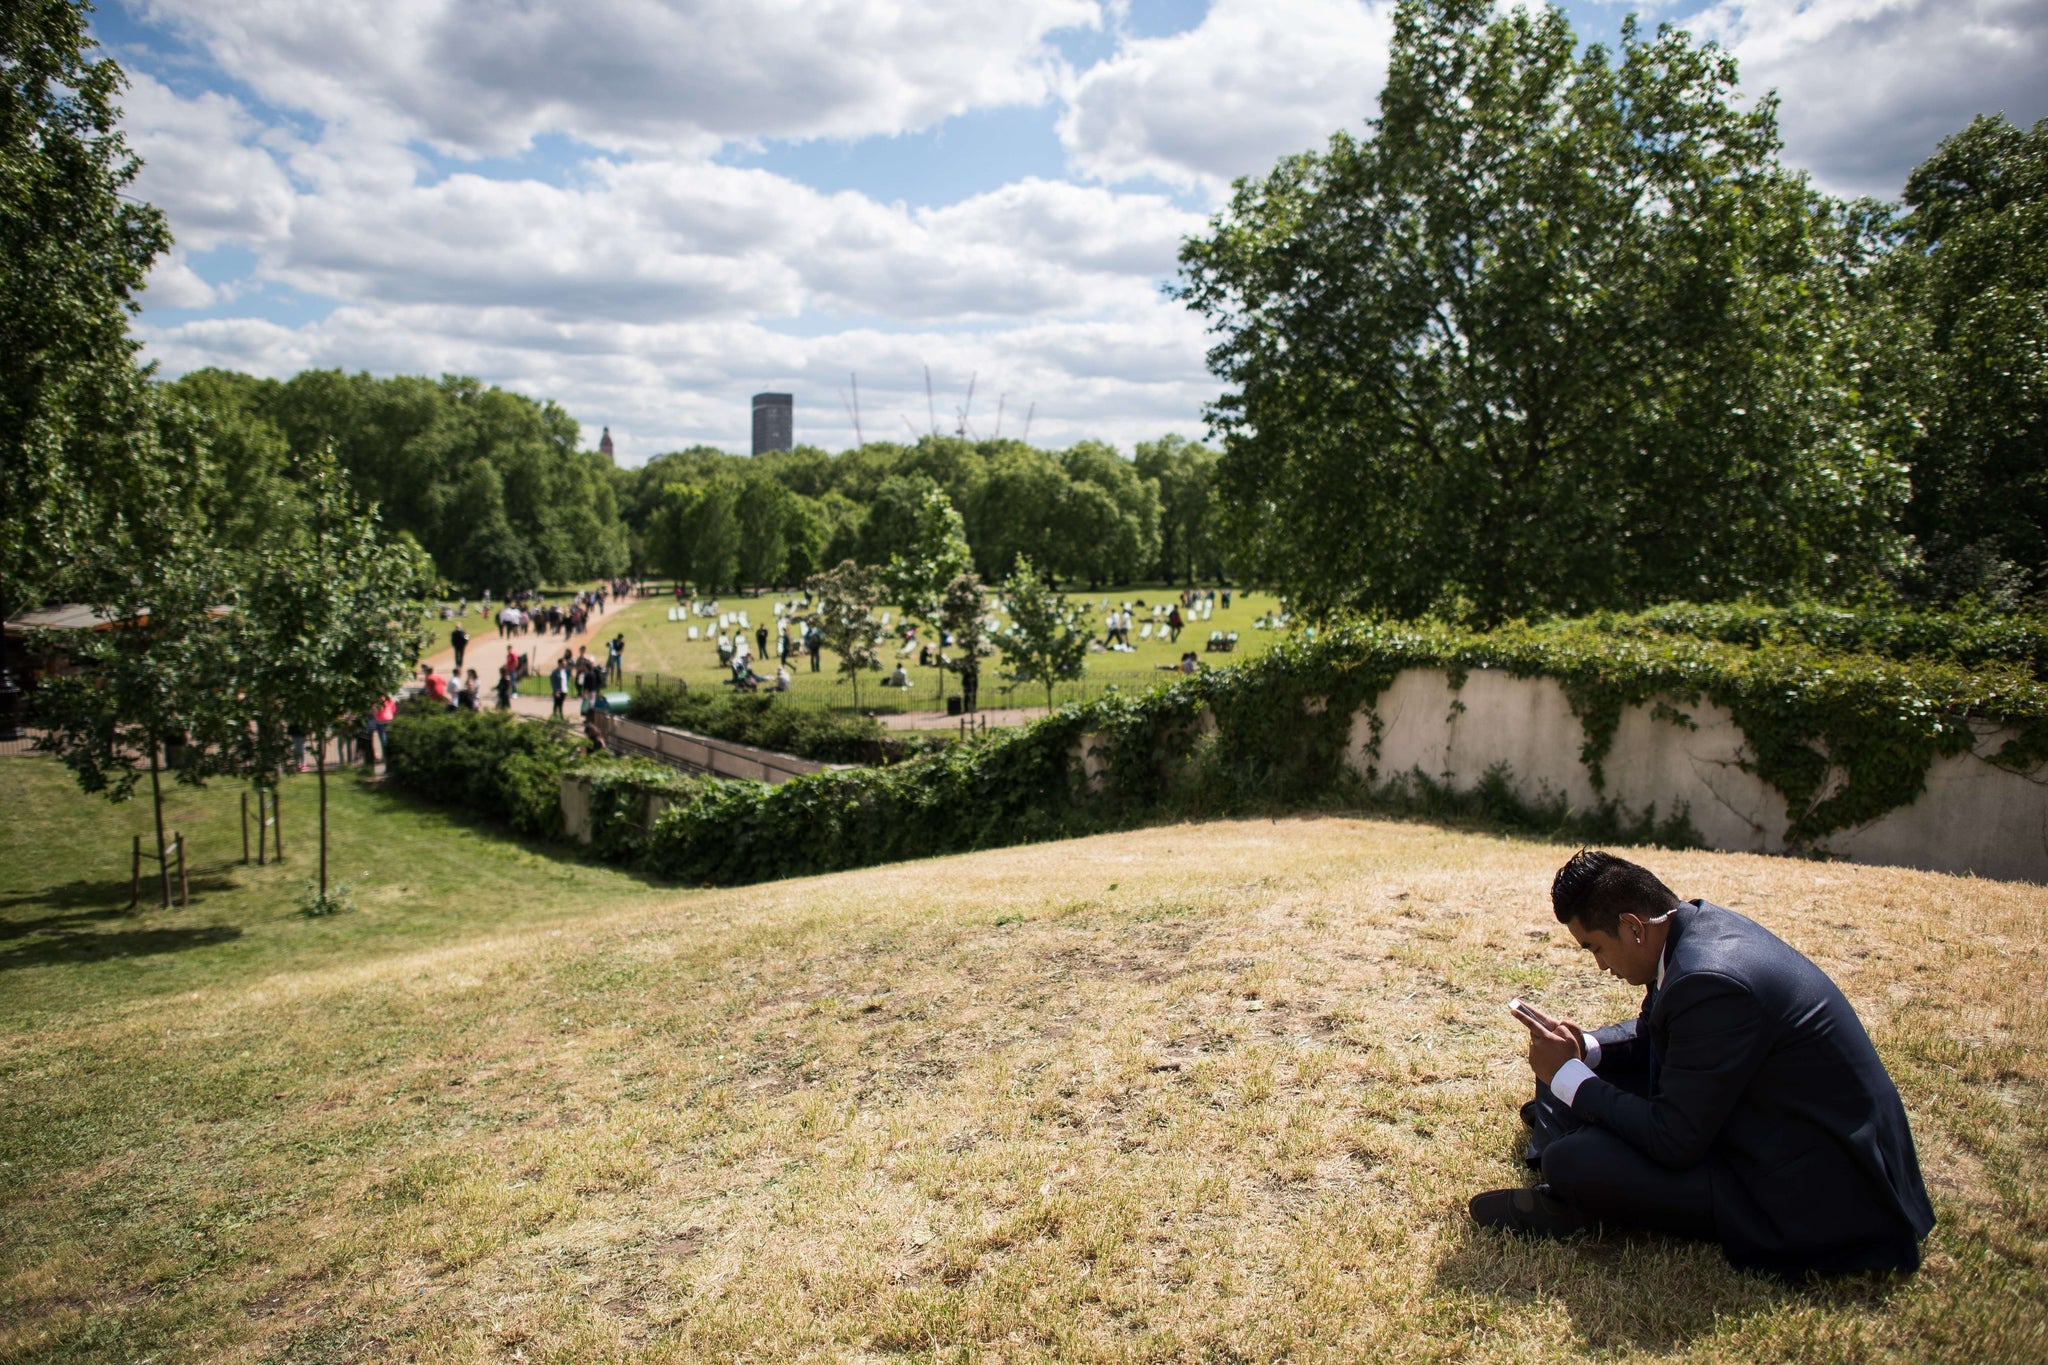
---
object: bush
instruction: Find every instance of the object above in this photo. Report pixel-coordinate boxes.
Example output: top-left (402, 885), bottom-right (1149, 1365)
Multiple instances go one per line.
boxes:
top-left (391, 602), bottom-right (2048, 889)
top-left (624, 683), bottom-right (944, 764)
top-left (385, 708), bottom-right (587, 835)
top-left (630, 605), bottom-right (2048, 883)
top-left (573, 758), bottom-right (706, 862)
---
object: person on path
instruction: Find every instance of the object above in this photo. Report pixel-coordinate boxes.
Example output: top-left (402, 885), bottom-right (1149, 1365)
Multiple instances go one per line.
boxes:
top-left (550, 660), bottom-right (570, 719)
top-left (421, 664), bottom-right (450, 708)
top-left (458, 669), bottom-right (480, 711)
top-left (495, 667), bottom-right (514, 711)
top-left (1167, 605), bottom-right (1183, 642)
top-left (451, 624), bottom-right (469, 670)
top-left (805, 623), bottom-right (823, 672)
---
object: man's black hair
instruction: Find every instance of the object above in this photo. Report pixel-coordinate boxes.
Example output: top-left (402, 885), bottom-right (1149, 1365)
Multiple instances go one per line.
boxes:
top-left (1551, 850), bottom-right (1680, 934)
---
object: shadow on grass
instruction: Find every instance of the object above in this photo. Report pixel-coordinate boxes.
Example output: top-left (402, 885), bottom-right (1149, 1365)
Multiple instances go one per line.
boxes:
top-left (0, 869), bottom-right (243, 919)
top-left (1431, 1219), bottom-right (1908, 1352)
top-left (0, 921), bottom-right (243, 971)
top-left (351, 779), bottom-right (673, 888)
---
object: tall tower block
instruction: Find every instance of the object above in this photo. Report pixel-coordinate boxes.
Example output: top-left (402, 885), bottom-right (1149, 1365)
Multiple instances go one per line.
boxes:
top-left (752, 393), bottom-right (793, 455)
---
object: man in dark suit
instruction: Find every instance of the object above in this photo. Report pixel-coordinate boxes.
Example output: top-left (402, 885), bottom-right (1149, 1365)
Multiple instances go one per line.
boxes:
top-left (1470, 850), bottom-right (1935, 1277)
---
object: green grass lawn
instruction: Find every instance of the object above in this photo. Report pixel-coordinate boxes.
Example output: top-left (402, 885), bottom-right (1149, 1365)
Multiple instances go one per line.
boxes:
top-left (0, 758), bottom-right (660, 1031)
top-left (4, 753), bottom-right (2044, 1362)
top-left (600, 584), bottom-right (1290, 714)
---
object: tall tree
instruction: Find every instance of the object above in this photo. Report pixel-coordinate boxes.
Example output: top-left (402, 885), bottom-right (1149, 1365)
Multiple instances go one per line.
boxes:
top-left (30, 518), bottom-right (238, 907)
top-left (1892, 115), bottom-right (2048, 605)
top-left (878, 486), bottom-right (973, 704)
top-left (1135, 435), bottom-right (1223, 582)
top-left (1178, 0), bottom-right (1906, 623)
top-left (938, 572), bottom-right (993, 714)
top-left (239, 452), bottom-right (430, 903)
top-left (805, 560), bottom-right (884, 711)
top-left (1, 0), bottom-right (171, 734)
top-left (998, 556), bottom-right (1091, 713)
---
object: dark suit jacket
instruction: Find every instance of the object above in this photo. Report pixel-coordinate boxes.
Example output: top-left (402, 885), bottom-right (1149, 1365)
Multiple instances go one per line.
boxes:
top-left (1573, 901), bottom-right (1936, 1275)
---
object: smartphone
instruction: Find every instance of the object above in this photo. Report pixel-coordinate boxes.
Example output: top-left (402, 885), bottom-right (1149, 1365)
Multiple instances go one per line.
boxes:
top-left (1507, 996), bottom-right (1553, 1030)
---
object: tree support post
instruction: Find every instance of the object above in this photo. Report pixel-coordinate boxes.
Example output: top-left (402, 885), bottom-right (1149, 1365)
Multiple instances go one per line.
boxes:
top-left (176, 832), bottom-right (189, 907)
top-left (241, 793), bottom-right (250, 864)
top-left (131, 835), bottom-right (141, 911)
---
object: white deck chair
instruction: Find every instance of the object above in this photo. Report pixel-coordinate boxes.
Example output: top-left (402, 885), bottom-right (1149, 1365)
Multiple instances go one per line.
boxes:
top-left (1139, 622), bottom-right (1154, 640)
top-left (739, 611), bottom-right (750, 628)
top-left (688, 626), bottom-right (700, 640)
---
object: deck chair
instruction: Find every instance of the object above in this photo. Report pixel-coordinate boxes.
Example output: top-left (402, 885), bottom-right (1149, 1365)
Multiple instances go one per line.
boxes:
top-left (881, 612), bottom-right (892, 627)
top-left (1205, 630), bottom-right (1224, 653)
top-left (739, 612), bottom-right (750, 628)
top-left (1224, 631), bottom-right (1239, 651)
top-left (1139, 622), bottom-right (1154, 640)
top-left (688, 626), bottom-right (700, 640)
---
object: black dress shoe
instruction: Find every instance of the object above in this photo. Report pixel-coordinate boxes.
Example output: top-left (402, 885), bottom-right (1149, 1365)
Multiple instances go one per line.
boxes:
top-left (1469, 1185), bottom-right (1592, 1238)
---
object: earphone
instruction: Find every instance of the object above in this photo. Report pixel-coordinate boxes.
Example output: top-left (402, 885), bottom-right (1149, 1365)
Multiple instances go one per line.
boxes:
top-left (1631, 906), bottom-right (1676, 944)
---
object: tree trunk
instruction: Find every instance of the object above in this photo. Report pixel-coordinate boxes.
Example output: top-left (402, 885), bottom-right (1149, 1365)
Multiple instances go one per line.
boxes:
top-left (148, 742), bottom-right (171, 908)
top-left (317, 728), bottom-right (329, 899)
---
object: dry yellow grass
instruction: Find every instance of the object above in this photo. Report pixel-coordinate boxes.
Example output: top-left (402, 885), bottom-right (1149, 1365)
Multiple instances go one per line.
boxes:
top-left (5, 812), bottom-right (2046, 1362)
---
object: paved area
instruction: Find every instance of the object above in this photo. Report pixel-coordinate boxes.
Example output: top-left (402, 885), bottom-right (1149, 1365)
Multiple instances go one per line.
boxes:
top-left (875, 706), bottom-right (1046, 731)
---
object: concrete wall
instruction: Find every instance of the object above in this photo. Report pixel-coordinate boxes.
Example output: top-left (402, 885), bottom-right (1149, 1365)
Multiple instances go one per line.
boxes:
top-left (1346, 667), bottom-right (2048, 883)
top-left (562, 714), bottom-right (847, 842)
top-left (601, 714), bottom-right (838, 785)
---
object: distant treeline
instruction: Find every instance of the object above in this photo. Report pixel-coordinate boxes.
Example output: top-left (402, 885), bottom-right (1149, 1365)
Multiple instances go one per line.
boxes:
top-left (165, 367), bottom-right (1227, 594)
top-left (162, 369), bottom-right (630, 593)
top-left (613, 434), bottom-right (1223, 592)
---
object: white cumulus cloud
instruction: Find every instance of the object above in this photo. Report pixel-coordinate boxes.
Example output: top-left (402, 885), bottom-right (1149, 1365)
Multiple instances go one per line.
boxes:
top-left (128, 0), bottom-right (1103, 155)
top-left (1059, 0), bottom-right (1397, 195)
top-left (1685, 0), bottom-right (2048, 197)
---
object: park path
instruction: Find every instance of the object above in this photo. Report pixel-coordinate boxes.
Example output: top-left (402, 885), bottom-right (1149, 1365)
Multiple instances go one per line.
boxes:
top-left (298, 597), bottom-right (630, 772)
top-left (876, 705), bottom-right (1048, 731)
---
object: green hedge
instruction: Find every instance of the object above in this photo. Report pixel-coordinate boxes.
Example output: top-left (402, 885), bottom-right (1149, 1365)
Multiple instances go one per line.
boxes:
top-left (630, 609), bottom-right (2048, 882)
top-left (385, 707), bottom-right (588, 836)
top-left (623, 683), bottom-right (947, 764)
top-left (390, 604), bottom-right (2048, 886)
top-left (1602, 601), bottom-right (2048, 679)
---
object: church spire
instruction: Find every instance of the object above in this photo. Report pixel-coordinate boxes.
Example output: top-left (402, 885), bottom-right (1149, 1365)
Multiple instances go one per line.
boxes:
top-left (599, 426), bottom-right (615, 459)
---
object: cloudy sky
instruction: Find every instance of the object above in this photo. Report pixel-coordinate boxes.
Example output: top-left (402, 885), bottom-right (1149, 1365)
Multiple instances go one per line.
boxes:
top-left (103, 0), bottom-right (2047, 464)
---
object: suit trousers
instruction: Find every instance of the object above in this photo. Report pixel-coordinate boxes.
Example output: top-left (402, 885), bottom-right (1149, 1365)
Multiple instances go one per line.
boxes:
top-left (1525, 1074), bottom-right (1717, 1241)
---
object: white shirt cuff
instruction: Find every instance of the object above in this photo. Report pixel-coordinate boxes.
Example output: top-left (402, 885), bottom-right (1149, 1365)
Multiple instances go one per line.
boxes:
top-left (1550, 1057), bottom-right (1597, 1106)
top-left (1582, 1034), bottom-right (1601, 1068)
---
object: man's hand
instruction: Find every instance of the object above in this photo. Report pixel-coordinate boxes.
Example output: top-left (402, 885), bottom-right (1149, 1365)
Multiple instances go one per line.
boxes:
top-left (1526, 1019), bottom-right (1583, 1084)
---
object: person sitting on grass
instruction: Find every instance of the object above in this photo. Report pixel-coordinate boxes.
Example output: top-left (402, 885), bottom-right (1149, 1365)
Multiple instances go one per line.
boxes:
top-left (881, 662), bottom-right (912, 689)
top-left (774, 664), bottom-right (792, 692)
top-left (1471, 850), bottom-right (1935, 1278)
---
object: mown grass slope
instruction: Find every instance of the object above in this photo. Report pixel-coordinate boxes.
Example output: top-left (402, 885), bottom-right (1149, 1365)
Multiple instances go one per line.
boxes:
top-left (2, 757), bottom-right (2043, 1362)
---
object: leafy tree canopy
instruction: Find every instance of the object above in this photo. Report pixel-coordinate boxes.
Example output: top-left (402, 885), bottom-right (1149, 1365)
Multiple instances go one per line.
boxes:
top-left (1891, 115), bottom-right (2048, 606)
top-left (1, 0), bottom-right (171, 613)
top-left (1178, 0), bottom-right (1907, 624)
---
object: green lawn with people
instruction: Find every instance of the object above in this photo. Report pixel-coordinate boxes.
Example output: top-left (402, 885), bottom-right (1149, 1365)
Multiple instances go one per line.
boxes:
top-left (585, 584), bottom-right (1290, 715)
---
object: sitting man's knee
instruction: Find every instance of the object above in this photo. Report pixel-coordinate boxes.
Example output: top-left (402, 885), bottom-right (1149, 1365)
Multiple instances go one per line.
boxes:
top-left (1540, 1130), bottom-right (1604, 1196)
